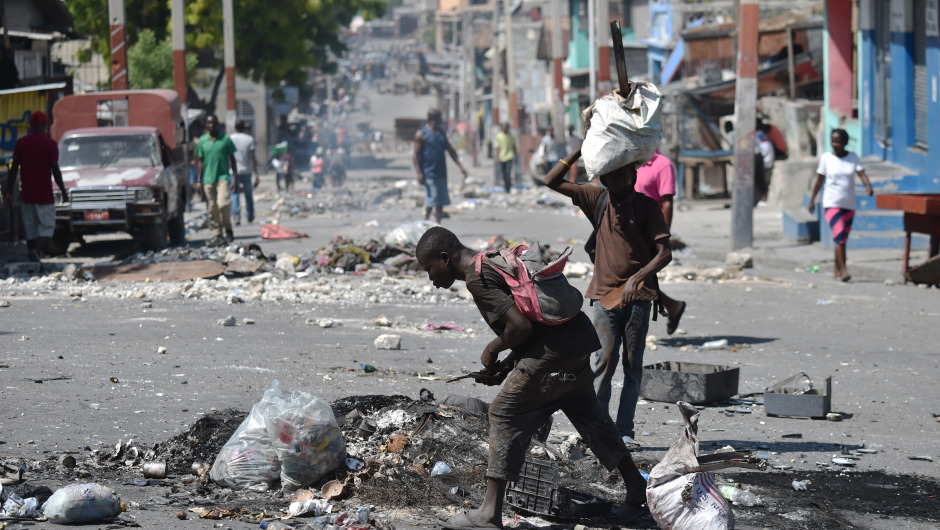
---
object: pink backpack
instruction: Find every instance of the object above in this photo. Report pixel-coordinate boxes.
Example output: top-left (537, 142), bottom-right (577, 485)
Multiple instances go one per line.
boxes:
top-left (473, 244), bottom-right (584, 325)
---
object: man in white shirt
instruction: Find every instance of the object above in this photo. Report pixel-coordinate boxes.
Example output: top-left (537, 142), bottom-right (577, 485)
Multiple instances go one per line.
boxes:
top-left (229, 120), bottom-right (260, 225)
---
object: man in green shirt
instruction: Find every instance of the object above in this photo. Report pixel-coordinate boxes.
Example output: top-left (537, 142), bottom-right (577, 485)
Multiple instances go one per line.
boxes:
top-left (494, 123), bottom-right (515, 192)
top-left (195, 115), bottom-right (238, 247)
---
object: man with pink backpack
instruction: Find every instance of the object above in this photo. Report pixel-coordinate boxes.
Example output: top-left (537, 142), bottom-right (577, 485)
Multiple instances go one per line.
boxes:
top-left (417, 226), bottom-right (649, 529)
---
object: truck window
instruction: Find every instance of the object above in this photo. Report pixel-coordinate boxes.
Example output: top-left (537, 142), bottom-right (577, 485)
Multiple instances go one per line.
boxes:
top-left (60, 135), bottom-right (162, 169)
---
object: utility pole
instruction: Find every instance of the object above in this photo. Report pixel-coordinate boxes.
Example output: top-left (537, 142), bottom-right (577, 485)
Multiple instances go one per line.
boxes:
top-left (465, 10), bottom-right (478, 166)
top-left (588, 0), bottom-right (596, 103)
top-left (492, 1), bottom-right (501, 128)
top-left (731, 0), bottom-right (758, 250)
top-left (222, 0), bottom-right (236, 132)
top-left (595, 0), bottom-right (610, 95)
top-left (450, 10), bottom-right (458, 126)
top-left (550, 0), bottom-right (565, 144)
top-left (171, 0), bottom-right (188, 173)
top-left (503, 0), bottom-right (518, 130)
top-left (108, 0), bottom-right (128, 90)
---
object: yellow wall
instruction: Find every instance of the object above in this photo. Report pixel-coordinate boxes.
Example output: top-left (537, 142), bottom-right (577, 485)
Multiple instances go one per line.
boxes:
top-left (1, 90), bottom-right (49, 155)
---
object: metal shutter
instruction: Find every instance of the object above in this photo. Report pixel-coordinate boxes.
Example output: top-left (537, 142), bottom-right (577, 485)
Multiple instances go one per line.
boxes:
top-left (914, 0), bottom-right (929, 147)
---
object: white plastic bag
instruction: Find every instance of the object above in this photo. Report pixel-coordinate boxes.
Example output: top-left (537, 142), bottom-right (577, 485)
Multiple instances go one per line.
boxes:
top-left (210, 388), bottom-right (282, 490)
top-left (647, 402), bottom-right (734, 529)
top-left (261, 380), bottom-right (346, 490)
top-left (580, 82), bottom-right (663, 180)
top-left (384, 220), bottom-right (439, 247)
top-left (42, 483), bottom-right (123, 524)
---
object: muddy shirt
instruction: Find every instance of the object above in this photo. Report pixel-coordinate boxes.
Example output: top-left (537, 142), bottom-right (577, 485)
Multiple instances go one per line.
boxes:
top-left (465, 261), bottom-right (600, 360)
top-left (571, 184), bottom-right (670, 300)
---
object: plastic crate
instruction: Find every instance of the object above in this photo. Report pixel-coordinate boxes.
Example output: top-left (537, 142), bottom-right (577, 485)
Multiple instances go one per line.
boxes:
top-left (505, 458), bottom-right (612, 518)
top-left (505, 458), bottom-right (558, 515)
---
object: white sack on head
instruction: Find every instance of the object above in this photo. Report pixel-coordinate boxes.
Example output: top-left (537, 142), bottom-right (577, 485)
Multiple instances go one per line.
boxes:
top-left (580, 82), bottom-right (663, 180)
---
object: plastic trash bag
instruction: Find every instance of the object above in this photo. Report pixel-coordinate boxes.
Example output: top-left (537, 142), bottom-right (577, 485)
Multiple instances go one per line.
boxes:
top-left (2, 492), bottom-right (38, 517)
top-left (384, 220), bottom-right (439, 247)
top-left (42, 483), bottom-right (124, 524)
top-left (580, 82), bottom-right (663, 180)
top-left (647, 402), bottom-right (734, 529)
top-left (261, 380), bottom-right (346, 490)
top-left (210, 386), bottom-right (283, 490)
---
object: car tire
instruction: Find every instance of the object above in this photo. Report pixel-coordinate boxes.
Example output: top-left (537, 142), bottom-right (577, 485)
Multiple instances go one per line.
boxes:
top-left (168, 197), bottom-right (186, 246)
top-left (140, 215), bottom-right (168, 251)
top-left (43, 224), bottom-right (72, 256)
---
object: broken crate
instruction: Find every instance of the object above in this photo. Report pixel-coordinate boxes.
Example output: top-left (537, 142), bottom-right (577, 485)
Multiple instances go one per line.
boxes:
top-left (764, 373), bottom-right (832, 418)
top-left (505, 457), bottom-right (611, 518)
top-left (640, 361), bottom-right (740, 404)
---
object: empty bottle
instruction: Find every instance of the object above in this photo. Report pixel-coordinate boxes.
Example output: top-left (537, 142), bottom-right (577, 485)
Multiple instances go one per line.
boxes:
top-left (719, 485), bottom-right (760, 506)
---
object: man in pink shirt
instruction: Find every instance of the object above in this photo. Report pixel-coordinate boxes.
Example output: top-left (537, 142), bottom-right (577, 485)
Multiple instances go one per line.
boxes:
top-left (635, 151), bottom-right (686, 335)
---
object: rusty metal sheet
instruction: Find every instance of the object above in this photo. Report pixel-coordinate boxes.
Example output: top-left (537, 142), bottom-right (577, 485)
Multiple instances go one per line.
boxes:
top-left (90, 260), bottom-right (223, 282)
top-left (223, 259), bottom-right (262, 276)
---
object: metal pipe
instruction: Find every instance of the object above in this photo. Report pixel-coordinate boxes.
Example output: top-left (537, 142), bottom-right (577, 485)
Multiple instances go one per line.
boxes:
top-left (222, 0), bottom-right (236, 132)
top-left (108, 0), bottom-right (128, 90)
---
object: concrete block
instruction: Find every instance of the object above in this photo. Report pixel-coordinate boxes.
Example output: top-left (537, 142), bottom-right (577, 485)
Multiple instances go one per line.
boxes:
top-left (374, 334), bottom-right (401, 350)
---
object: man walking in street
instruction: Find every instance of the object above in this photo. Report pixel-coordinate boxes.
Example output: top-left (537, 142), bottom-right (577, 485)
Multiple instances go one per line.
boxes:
top-left (195, 115), bottom-right (237, 247)
top-left (543, 148), bottom-right (673, 449)
top-left (634, 150), bottom-right (687, 335)
top-left (3, 111), bottom-right (68, 262)
top-left (413, 109), bottom-right (468, 223)
top-left (229, 120), bottom-right (260, 226)
top-left (495, 123), bottom-right (516, 193)
top-left (417, 226), bottom-right (650, 529)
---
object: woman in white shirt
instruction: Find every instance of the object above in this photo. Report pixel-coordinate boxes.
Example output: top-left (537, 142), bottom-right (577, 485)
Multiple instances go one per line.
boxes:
top-left (808, 129), bottom-right (873, 282)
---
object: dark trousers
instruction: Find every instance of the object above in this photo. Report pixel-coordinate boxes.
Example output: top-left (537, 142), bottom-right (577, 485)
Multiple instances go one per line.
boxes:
top-left (499, 160), bottom-right (513, 192)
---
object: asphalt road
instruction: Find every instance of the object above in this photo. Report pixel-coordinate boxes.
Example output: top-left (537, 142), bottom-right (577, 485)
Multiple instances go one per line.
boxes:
top-left (1, 87), bottom-right (937, 530)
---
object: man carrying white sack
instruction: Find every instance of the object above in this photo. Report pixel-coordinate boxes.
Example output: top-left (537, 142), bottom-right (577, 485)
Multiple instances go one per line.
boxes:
top-left (543, 83), bottom-right (672, 448)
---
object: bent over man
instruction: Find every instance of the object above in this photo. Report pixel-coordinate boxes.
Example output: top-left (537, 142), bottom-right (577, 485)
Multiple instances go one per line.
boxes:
top-left (417, 226), bottom-right (648, 529)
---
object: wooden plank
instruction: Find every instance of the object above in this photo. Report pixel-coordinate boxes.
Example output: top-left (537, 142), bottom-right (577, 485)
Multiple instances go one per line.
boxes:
top-left (90, 260), bottom-right (224, 282)
top-left (610, 21), bottom-right (632, 96)
top-left (876, 193), bottom-right (940, 215)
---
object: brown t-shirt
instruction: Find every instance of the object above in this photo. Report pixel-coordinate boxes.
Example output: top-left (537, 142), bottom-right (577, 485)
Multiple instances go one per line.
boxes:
top-left (571, 185), bottom-right (670, 300)
top-left (465, 261), bottom-right (600, 360)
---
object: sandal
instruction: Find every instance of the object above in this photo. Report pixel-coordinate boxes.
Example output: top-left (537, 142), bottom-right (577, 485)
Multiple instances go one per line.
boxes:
top-left (666, 301), bottom-right (686, 335)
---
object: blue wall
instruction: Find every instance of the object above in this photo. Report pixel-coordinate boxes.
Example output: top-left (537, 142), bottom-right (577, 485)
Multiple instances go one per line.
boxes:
top-left (860, 0), bottom-right (940, 191)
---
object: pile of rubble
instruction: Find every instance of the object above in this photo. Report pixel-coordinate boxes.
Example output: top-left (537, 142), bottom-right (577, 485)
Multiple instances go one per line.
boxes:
top-left (0, 390), bottom-right (650, 528)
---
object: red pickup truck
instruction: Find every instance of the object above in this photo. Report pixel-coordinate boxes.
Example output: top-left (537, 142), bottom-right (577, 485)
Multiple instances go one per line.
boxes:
top-left (49, 90), bottom-right (189, 253)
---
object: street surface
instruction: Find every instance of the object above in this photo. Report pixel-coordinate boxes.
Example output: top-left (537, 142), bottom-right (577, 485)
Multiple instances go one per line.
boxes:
top-left (1, 84), bottom-right (937, 530)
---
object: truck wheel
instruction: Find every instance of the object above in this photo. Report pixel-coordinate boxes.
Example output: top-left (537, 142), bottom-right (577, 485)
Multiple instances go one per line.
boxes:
top-left (43, 224), bottom-right (72, 256)
top-left (140, 216), bottom-right (168, 251)
top-left (168, 198), bottom-right (186, 245)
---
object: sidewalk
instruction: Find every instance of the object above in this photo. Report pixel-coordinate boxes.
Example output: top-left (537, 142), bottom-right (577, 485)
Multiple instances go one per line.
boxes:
top-left (462, 151), bottom-right (927, 284)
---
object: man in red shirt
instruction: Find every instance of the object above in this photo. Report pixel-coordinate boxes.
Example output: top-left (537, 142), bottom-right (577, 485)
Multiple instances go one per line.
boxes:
top-left (3, 111), bottom-right (68, 262)
top-left (635, 151), bottom-right (687, 335)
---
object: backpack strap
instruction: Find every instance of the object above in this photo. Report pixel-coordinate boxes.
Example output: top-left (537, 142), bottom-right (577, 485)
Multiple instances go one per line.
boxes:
top-left (592, 190), bottom-right (609, 229)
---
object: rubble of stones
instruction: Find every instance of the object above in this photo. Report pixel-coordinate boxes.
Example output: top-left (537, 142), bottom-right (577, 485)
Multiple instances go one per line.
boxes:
top-left (0, 393), bottom-right (643, 529)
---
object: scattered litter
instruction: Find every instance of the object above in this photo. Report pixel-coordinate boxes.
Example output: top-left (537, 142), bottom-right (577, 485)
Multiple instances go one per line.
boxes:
top-left (826, 412), bottom-right (843, 421)
top-left (260, 223), bottom-right (309, 239)
top-left (425, 323), bottom-right (466, 331)
top-left (792, 480), bottom-right (810, 491)
top-left (701, 339), bottom-right (729, 350)
top-left (831, 457), bottom-right (856, 466)
top-left (157, 346), bottom-right (167, 355)
top-left (781, 433), bottom-right (803, 439)
top-left (219, 315), bottom-right (236, 327)
top-left (908, 455), bottom-right (933, 462)
top-left (430, 461), bottom-right (452, 476)
top-left (816, 300), bottom-right (831, 305)
top-left (318, 318), bottom-right (335, 328)
top-left (286, 498), bottom-right (331, 517)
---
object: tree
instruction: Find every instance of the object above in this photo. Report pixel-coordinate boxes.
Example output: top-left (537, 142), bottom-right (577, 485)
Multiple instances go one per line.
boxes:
top-left (65, 0), bottom-right (171, 65)
top-left (127, 30), bottom-right (198, 90)
top-left (65, 0), bottom-right (387, 99)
